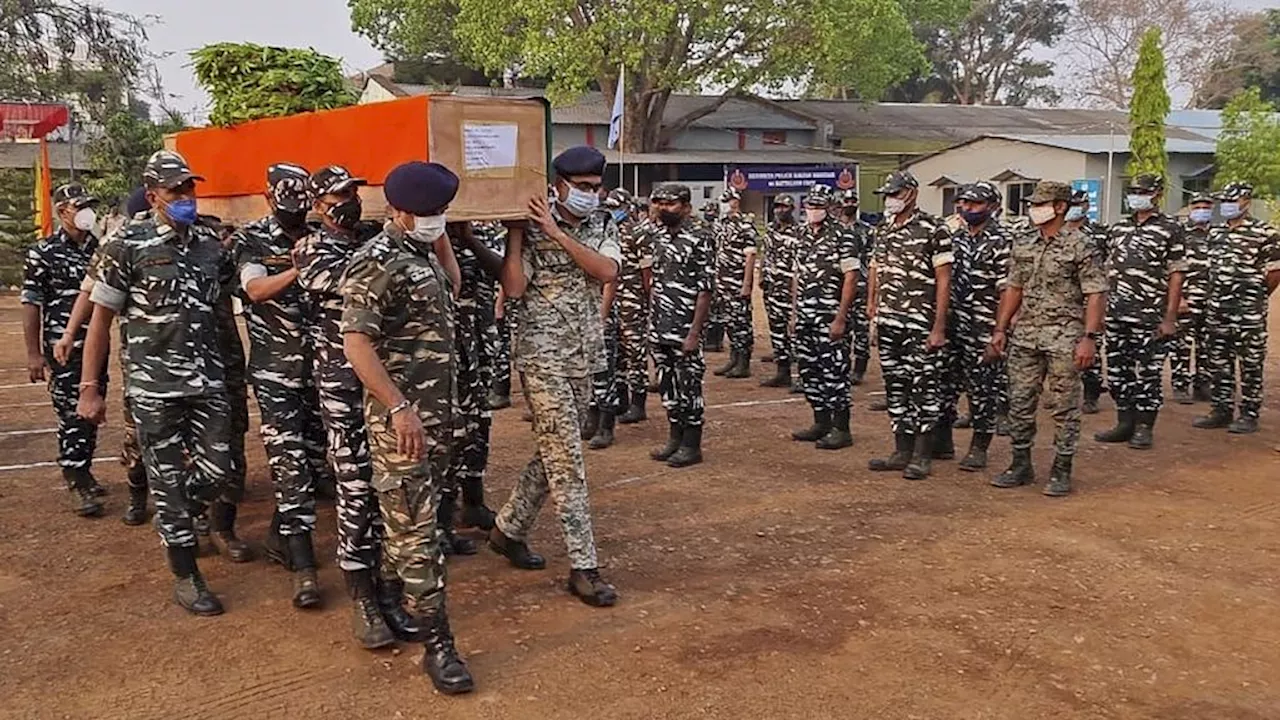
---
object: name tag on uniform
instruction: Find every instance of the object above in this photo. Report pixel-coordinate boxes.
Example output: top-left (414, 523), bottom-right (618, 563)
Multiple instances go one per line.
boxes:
top-left (137, 256), bottom-right (173, 269)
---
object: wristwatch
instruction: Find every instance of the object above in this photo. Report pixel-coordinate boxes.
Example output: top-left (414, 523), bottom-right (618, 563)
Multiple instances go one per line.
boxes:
top-left (389, 399), bottom-right (413, 417)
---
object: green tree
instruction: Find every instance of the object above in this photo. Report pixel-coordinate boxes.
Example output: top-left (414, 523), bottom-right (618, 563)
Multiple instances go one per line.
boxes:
top-left (1193, 10), bottom-right (1280, 109)
top-left (1127, 27), bottom-right (1169, 181)
top-left (84, 105), bottom-right (187, 204)
top-left (191, 43), bottom-right (358, 127)
top-left (349, 0), bottom-right (934, 152)
top-left (1214, 87), bottom-right (1280, 201)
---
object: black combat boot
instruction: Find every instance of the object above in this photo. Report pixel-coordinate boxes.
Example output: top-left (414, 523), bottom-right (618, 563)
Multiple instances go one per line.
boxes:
top-left (1173, 387), bottom-right (1194, 405)
top-left (851, 357), bottom-right (868, 386)
top-left (667, 425), bottom-right (704, 468)
top-left (902, 432), bottom-right (935, 480)
top-left (618, 389), bottom-right (647, 424)
top-left (958, 432), bottom-right (993, 472)
top-left (1094, 409), bottom-right (1135, 443)
top-left (1228, 416), bottom-right (1259, 435)
top-left (995, 415), bottom-right (1011, 436)
top-left (344, 569), bottom-right (395, 649)
top-left (705, 324), bottom-right (725, 352)
top-left (421, 606), bottom-right (475, 694)
top-left (953, 413), bottom-right (972, 430)
top-left (791, 410), bottom-right (831, 442)
top-left (651, 420), bottom-right (683, 461)
top-left (167, 545), bottom-right (223, 616)
top-left (264, 511), bottom-right (291, 569)
top-left (1192, 383), bottom-right (1212, 403)
top-left (209, 501), bottom-right (253, 563)
top-left (122, 480), bottom-right (149, 526)
top-left (438, 494), bottom-right (477, 557)
top-left (487, 527), bottom-right (546, 570)
top-left (1043, 454), bottom-right (1074, 497)
top-left (1193, 406), bottom-right (1232, 429)
top-left (713, 350), bottom-right (738, 376)
top-left (588, 410), bottom-right (616, 450)
top-left (87, 473), bottom-right (107, 497)
top-left (725, 351), bottom-right (752, 378)
top-left (869, 433), bottom-right (913, 472)
top-left (287, 532), bottom-right (322, 609)
top-left (567, 568), bottom-right (618, 607)
top-left (992, 448), bottom-right (1035, 488)
top-left (63, 468), bottom-right (104, 518)
top-left (487, 378), bottom-right (512, 410)
top-left (790, 377), bottom-right (805, 394)
top-left (816, 408), bottom-right (853, 450)
top-left (760, 360), bottom-right (791, 388)
top-left (869, 396), bottom-right (889, 412)
top-left (1082, 375), bottom-right (1103, 415)
top-left (1128, 410), bottom-right (1156, 450)
top-left (581, 406), bottom-right (600, 440)
top-left (458, 477), bottom-right (496, 532)
top-left (377, 575), bottom-right (426, 642)
top-left (933, 423), bottom-right (956, 460)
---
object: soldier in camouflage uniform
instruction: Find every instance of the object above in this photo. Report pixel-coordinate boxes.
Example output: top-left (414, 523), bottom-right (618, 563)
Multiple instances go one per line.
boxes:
top-left (836, 188), bottom-right (874, 386)
top-left (606, 189), bottom-right (655, 426)
top-left (789, 185), bottom-right (861, 451)
top-left (485, 225), bottom-right (515, 410)
top-left (1064, 191), bottom-right (1110, 414)
top-left (867, 171), bottom-right (953, 480)
top-left (712, 188), bottom-right (758, 378)
top-left (490, 146), bottom-right (620, 608)
top-left (341, 161), bottom-right (473, 695)
top-left (233, 163), bottom-right (323, 609)
top-left (21, 183), bottom-right (107, 517)
top-left (646, 184), bottom-right (715, 467)
top-left (759, 194), bottom-right (800, 388)
top-left (1171, 193), bottom-right (1215, 404)
top-left (78, 151), bottom-right (234, 615)
top-left (1093, 174), bottom-right (1186, 450)
top-left (582, 247), bottom-right (622, 449)
top-left (939, 182), bottom-right (1011, 471)
top-left (700, 201), bottom-right (725, 352)
top-left (989, 180), bottom-right (1107, 497)
top-left (1192, 183), bottom-right (1280, 434)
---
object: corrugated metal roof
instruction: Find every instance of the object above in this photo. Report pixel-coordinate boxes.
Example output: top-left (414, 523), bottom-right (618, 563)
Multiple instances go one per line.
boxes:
top-left (987, 133), bottom-right (1217, 155)
top-left (783, 101), bottom-right (1131, 142)
top-left (551, 146), bottom-right (851, 166)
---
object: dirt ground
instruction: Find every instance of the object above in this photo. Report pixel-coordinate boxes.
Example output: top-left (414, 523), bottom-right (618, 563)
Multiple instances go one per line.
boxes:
top-left (1, 292), bottom-right (1278, 720)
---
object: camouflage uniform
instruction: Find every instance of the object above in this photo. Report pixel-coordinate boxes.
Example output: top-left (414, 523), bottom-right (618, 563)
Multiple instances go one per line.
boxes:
top-left (713, 212), bottom-right (759, 360)
top-left (1077, 219), bottom-right (1111, 406)
top-left (649, 216), bottom-right (716, 427)
top-left (761, 215), bottom-right (801, 368)
top-left (210, 220), bottom-right (250, 506)
top-left (847, 219), bottom-right (874, 370)
top-left (615, 216), bottom-right (654, 405)
top-left (793, 217), bottom-right (862, 416)
top-left (495, 205), bottom-right (621, 571)
top-left (589, 276), bottom-right (622, 414)
top-left (1172, 219), bottom-right (1213, 396)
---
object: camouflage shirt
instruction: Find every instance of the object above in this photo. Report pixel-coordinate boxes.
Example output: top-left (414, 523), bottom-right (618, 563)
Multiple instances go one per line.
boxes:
top-left (1204, 217), bottom-right (1280, 329)
top-left (90, 216), bottom-right (230, 399)
top-left (714, 214), bottom-right (759, 295)
top-left (649, 217), bottom-right (716, 346)
top-left (233, 216), bottom-right (313, 386)
top-left (21, 228), bottom-right (98, 358)
top-left (1104, 212), bottom-right (1188, 327)
top-left (871, 210), bottom-right (954, 333)
top-left (1181, 222), bottom-right (1213, 316)
top-left (616, 218), bottom-right (654, 315)
top-left (513, 206), bottom-right (622, 378)
top-left (296, 226), bottom-right (367, 350)
top-left (471, 222), bottom-right (506, 318)
top-left (1006, 226), bottom-right (1107, 354)
top-left (794, 218), bottom-right (862, 323)
top-left (761, 219), bottom-right (801, 291)
top-left (950, 221), bottom-right (1012, 341)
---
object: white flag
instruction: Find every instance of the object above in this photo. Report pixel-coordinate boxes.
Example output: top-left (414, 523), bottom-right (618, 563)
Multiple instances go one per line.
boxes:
top-left (607, 73), bottom-right (624, 149)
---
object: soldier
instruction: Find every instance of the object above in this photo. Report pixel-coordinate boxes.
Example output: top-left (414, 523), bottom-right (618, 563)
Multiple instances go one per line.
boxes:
top-left (836, 188), bottom-right (873, 386)
top-left (77, 150), bottom-right (234, 614)
top-left (937, 182), bottom-right (1011, 471)
top-left (646, 183), bottom-right (715, 467)
top-left (233, 163), bottom-right (323, 609)
top-left (1172, 192), bottom-right (1215, 404)
top-left (988, 181), bottom-right (1106, 496)
top-left (1064, 190), bottom-right (1110, 414)
top-left (341, 161), bottom-right (473, 695)
top-left (1192, 182), bottom-right (1280, 434)
top-left (789, 185), bottom-right (861, 450)
top-left (21, 183), bottom-right (107, 517)
top-left (699, 201), bottom-right (725, 352)
top-left (1093, 174), bottom-right (1186, 450)
top-left (759, 194), bottom-right (800, 388)
top-left (490, 146), bottom-right (620, 608)
top-left (712, 188), bottom-right (758, 378)
top-left (607, 189), bottom-right (655, 426)
top-left (866, 171), bottom-right (953, 479)
top-left (486, 234), bottom-right (515, 411)
top-left (582, 239), bottom-right (622, 450)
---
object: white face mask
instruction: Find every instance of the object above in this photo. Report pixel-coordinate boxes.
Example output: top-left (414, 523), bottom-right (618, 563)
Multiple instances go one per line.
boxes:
top-left (561, 186), bottom-right (600, 217)
top-left (1189, 208), bottom-right (1213, 225)
top-left (1219, 202), bottom-right (1243, 220)
top-left (884, 197), bottom-right (907, 216)
top-left (73, 207), bottom-right (97, 231)
top-left (1064, 206), bottom-right (1085, 222)
top-left (409, 214), bottom-right (447, 243)
top-left (1028, 204), bottom-right (1057, 226)
top-left (806, 208), bottom-right (827, 223)
top-left (1127, 194), bottom-right (1154, 212)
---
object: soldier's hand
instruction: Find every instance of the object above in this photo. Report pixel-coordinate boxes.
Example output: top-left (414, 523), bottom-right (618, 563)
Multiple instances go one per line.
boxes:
top-left (27, 353), bottom-right (46, 384)
top-left (682, 331), bottom-right (699, 353)
top-left (985, 330), bottom-right (1008, 363)
top-left (392, 407), bottom-right (426, 463)
top-left (52, 333), bottom-right (75, 366)
top-left (739, 284), bottom-right (752, 299)
top-left (1074, 337), bottom-right (1097, 371)
top-left (77, 387), bottom-right (106, 425)
top-left (828, 316), bottom-right (847, 341)
top-left (1177, 298), bottom-right (1190, 316)
top-left (1157, 319), bottom-right (1177, 339)
top-left (926, 327), bottom-right (948, 352)
top-left (528, 195), bottom-right (559, 237)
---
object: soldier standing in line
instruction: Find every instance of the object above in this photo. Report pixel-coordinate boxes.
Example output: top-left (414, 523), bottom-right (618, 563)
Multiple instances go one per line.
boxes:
top-left (490, 146), bottom-right (620, 608)
top-left (607, 189), bottom-right (655, 426)
top-left (77, 151), bottom-right (234, 614)
top-left (1064, 190), bottom-right (1110, 415)
top-left (1192, 183), bottom-right (1280, 434)
top-left (700, 201), bottom-right (725, 352)
top-left (341, 161), bottom-right (473, 695)
top-left (712, 188), bottom-right (758, 379)
top-left (758, 194), bottom-right (800, 389)
top-left (866, 171), bottom-right (953, 480)
top-left (989, 180), bottom-right (1106, 497)
top-left (1093, 174), bottom-right (1186, 450)
top-left (582, 226), bottom-right (623, 450)
top-left (233, 163), bottom-right (323, 609)
top-left (646, 184), bottom-right (715, 467)
top-left (938, 182), bottom-right (1011, 471)
top-left (21, 183), bottom-right (107, 517)
top-left (836, 188), bottom-right (873, 386)
top-left (1172, 192), bottom-right (1215, 404)
top-left (789, 185), bottom-right (861, 451)
top-left (485, 224), bottom-right (515, 410)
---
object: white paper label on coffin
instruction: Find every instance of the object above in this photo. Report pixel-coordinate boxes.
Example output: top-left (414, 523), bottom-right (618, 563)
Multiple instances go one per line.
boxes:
top-left (463, 123), bottom-right (519, 171)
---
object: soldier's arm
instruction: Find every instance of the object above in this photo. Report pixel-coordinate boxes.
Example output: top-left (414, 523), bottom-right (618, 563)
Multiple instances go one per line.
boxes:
top-left (553, 217), bottom-right (620, 283)
top-left (836, 230), bottom-right (860, 327)
top-left (739, 225), bottom-right (757, 296)
top-left (20, 247), bottom-right (46, 380)
top-left (457, 223), bottom-right (504, 277)
top-left (499, 222), bottom-right (529, 298)
top-left (601, 281), bottom-right (617, 320)
top-left (931, 227), bottom-right (955, 337)
top-left (239, 234), bottom-right (299, 303)
top-left (1262, 228), bottom-right (1280, 294)
top-left (78, 241), bottom-right (132, 421)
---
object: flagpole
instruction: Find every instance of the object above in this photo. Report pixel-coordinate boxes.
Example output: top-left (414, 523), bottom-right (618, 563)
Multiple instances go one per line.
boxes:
top-left (618, 63), bottom-right (626, 193)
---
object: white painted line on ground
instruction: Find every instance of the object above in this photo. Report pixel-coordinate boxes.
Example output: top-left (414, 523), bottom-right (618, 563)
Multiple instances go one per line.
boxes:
top-left (706, 397), bottom-right (805, 410)
top-left (603, 469), bottom-right (675, 489)
top-left (0, 428), bottom-right (57, 437)
top-left (0, 382), bottom-right (44, 390)
top-left (0, 456), bottom-right (121, 472)
top-left (0, 401), bottom-right (50, 409)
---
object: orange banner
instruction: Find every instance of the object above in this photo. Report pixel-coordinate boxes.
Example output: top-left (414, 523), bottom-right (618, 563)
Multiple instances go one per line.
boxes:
top-left (34, 137), bottom-right (53, 237)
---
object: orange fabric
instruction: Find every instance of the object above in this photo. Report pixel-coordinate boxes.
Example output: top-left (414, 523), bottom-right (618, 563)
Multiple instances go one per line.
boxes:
top-left (174, 96), bottom-right (431, 198)
top-left (35, 138), bottom-right (53, 236)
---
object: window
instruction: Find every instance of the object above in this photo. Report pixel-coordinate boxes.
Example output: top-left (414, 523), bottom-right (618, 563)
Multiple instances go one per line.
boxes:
top-left (1006, 182), bottom-right (1037, 215)
top-left (762, 130), bottom-right (787, 146)
top-left (941, 185), bottom-right (960, 214)
top-left (1181, 175), bottom-right (1212, 206)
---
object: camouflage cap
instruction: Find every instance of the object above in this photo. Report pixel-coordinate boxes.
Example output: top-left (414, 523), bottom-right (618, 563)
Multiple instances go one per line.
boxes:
top-left (1026, 180), bottom-right (1072, 204)
top-left (1127, 173), bottom-right (1164, 193)
top-left (1213, 182), bottom-right (1253, 201)
top-left (1069, 189), bottom-right (1089, 205)
top-left (603, 188), bottom-right (634, 209)
top-left (52, 183), bottom-right (98, 208)
top-left (804, 184), bottom-right (834, 207)
top-left (719, 187), bottom-right (742, 203)
top-left (700, 201), bottom-right (719, 214)
top-left (1188, 191), bottom-right (1214, 205)
top-left (267, 163), bottom-right (312, 212)
top-left (958, 182), bottom-right (1000, 204)
top-left (873, 170), bottom-right (919, 196)
top-left (772, 194), bottom-right (795, 208)
top-left (837, 188), bottom-right (859, 206)
top-left (143, 150), bottom-right (204, 190)
top-left (651, 183), bottom-right (691, 203)
top-left (309, 165), bottom-right (367, 198)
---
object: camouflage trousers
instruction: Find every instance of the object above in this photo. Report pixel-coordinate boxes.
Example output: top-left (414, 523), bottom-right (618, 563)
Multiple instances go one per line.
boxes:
top-left (373, 424), bottom-right (451, 613)
top-left (133, 393), bottom-right (232, 548)
top-left (590, 310), bottom-right (621, 411)
top-left (878, 323), bottom-right (942, 435)
top-left (940, 335), bottom-right (1006, 435)
top-left (316, 347), bottom-right (381, 571)
top-left (761, 274), bottom-right (793, 365)
top-left (617, 305), bottom-right (650, 399)
top-left (795, 316), bottom-right (851, 413)
top-left (114, 339), bottom-right (145, 483)
top-left (219, 315), bottom-right (250, 503)
top-left (1170, 312), bottom-right (1211, 393)
top-left (851, 286), bottom-right (871, 363)
top-left (1206, 325), bottom-right (1268, 420)
top-left (716, 293), bottom-right (754, 355)
top-left (490, 299), bottom-right (516, 392)
top-left (652, 342), bottom-right (706, 427)
top-left (1105, 321), bottom-right (1168, 413)
top-left (495, 371), bottom-right (599, 570)
top-left (47, 352), bottom-right (106, 474)
top-left (1006, 344), bottom-right (1082, 456)
top-left (253, 377), bottom-right (318, 535)
top-left (445, 313), bottom-right (492, 507)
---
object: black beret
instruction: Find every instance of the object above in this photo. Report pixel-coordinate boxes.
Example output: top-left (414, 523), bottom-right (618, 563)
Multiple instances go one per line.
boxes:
top-left (553, 146), bottom-right (607, 177)
top-left (125, 186), bottom-right (149, 216)
top-left (384, 161), bottom-right (459, 215)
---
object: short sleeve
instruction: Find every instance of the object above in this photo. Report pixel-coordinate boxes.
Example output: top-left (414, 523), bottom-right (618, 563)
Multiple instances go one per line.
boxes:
top-left (339, 254), bottom-right (391, 339)
top-left (696, 233), bottom-right (716, 294)
top-left (993, 234), bottom-right (1013, 288)
top-left (1077, 237), bottom-right (1108, 295)
top-left (233, 231), bottom-right (270, 288)
top-left (931, 225), bottom-right (954, 268)
top-left (1165, 222), bottom-right (1189, 275)
top-left (20, 245), bottom-right (46, 307)
top-left (838, 227), bottom-right (861, 274)
top-left (870, 228), bottom-right (885, 271)
top-left (596, 218), bottom-right (623, 267)
top-left (89, 240), bottom-right (131, 312)
top-left (1006, 243), bottom-right (1030, 290)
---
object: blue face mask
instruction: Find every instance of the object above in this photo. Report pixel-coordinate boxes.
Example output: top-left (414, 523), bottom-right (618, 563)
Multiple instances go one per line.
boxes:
top-left (1126, 194), bottom-right (1154, 212)
top-left (1064, 206), bottom-right (1086, 222)
top-left (1219, 202), bottom-right (1243, 220)
top-left (164, 198), bottom-right (198, 226)
top-left (1189, 208), bottom-right (1213, 225)
top-left (611, 209), bottom-right (628, 223)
